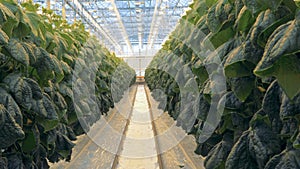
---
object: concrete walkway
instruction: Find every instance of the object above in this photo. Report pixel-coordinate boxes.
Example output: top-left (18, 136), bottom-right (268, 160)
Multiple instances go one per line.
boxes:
top-left (116, 85), bottom-right (159, 169)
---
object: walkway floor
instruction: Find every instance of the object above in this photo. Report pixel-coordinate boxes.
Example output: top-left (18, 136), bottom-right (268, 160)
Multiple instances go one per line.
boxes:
top-left (50, 84), bottom-right (204, 169)
top-left (116, 85), bottom-right (159, 169)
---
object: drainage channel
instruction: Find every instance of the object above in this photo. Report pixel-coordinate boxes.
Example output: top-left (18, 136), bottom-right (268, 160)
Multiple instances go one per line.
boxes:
top-left (113, 85), bottom-right (162, 169)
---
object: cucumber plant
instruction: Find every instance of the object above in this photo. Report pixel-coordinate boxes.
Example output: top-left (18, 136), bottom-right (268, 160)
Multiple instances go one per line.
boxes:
top-left (145, 0), bottom-right (300, 168)
top-left (0, 1), bottom-right (136, 168)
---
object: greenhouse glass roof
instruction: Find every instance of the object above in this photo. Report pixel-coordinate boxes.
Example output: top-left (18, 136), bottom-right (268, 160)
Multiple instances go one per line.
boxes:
top-left (30, 0), bottom-right (192, 56)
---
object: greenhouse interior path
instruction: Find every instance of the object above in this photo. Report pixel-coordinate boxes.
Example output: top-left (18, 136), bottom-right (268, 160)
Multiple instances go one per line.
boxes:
top-left (50, 83), bottom-right (204, 169)
top-left (116, 85), bottom-right (159, 169)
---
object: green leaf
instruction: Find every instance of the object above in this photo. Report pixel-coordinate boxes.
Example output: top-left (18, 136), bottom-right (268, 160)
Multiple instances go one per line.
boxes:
top-left (0, 104), bottom-right (25, 148)
top-left (13, 9), bottom-right (31, 38)
top-left (59, 32), bottom-right (77, 50)
top-left (294, 132), bottom-right (300, 149)
top-left (53, 32), bottom-right (68, 58)
top-left (24, 77), bottom-right (43, 100)
top-left (25, 11), bottom-right (46, 41)
top-left (206, 0), bottom-right (233, 33)
top-left (36, 117), bottom-right (58, 132)
top-left (257, 14), bottom-right (293, 47)
top-left (265, 148), bottom-right (300, 169)
top-left (236, 6), bottom-right (256, 33)
top-left (225, 131), bottom-right (256, 169)
top-left (204, 133), bottom-right (234, 169)
top-left (242, 0), bottom-right (263, 15)
top-left (7, 154), bottom-right (26, 169)
top-left (32, 48), bottom-right (57, 82)
top-left (50, 54), bottom-right (64, 83)
top-left (21, 42), bottom-right (36, 64)
top-left (3, 2), bottom-right (41, 39)
top-left (34, 94), bottom-right (58, 132)
top-left (22, 131), bottom-right (36, 153)
top-left (0, 87), bottom-right (23, 126)
top-left (296, 0), bottom-right (300, 8)
top-left (205, 0), bottom-right (218, 7)
top-left (21, 1), bottom-right (40, 12)
top-left (194, 1), bottom-right (207, 16)
top-left (60, 60), bottom-right (71, 75)
top-left (1, 17), bottom-right (18, 38)
top-left (256, 53), bottom-right (300, 99)
top-left (55, 133), bottom-right (75, 157)
top-left (248, 113), bottom-right (281, 168)
top-left (220, 91), bottom-right (244, 110)
top-left (192, 59), bottom-right (209, 85)
top-left (210, 27), bottom-right (235, 49)
top-left (230, 76), bottom-right (255, 102)
top-left (206, 4), bottom-right (220, 33)
top-left (45, 32), bottom-right (56, 52)
top-left (5, 38), bottom-right (30, 66)
top-left (254, 18), bottom-right (300, 99)
top-left (249, 9), bottom-right (275, 45)
top-left (0, 2), bottom-right (15, 24)
top-left (257, 0), bottom-right (283, 11)
top-left (274, 54), bottom-right (300, 99)
top-left (224, 46), bottom-right (256, 78)
top-left (282, 0), bottom-right (298, 13)
top-left (0, 28), bottom-right (9, 45)
top-left (255, 20), bottom-right (300, 73)
top-left (4, 75), bottom-right (33, 110)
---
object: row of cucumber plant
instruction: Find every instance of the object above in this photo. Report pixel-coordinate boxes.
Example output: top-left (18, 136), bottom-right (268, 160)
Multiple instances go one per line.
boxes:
top-left (145, 0), bottom-right (300, 168)
top-left (0, 0), bottom-right (135, 168)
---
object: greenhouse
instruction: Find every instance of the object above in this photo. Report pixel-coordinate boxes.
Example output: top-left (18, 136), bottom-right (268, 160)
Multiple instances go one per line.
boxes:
top-left (0, 0), bottom-right (299, 169)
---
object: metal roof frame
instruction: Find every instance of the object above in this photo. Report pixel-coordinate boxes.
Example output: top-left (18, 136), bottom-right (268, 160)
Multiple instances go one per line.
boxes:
top-left (31, 0), bottom-right (192, 55)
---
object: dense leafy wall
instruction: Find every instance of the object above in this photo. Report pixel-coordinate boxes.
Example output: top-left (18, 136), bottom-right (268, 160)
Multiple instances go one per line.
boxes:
top-left (0, 1), bottom-right (135, 168)
top-left (145, 0), bottom-right (300, 168)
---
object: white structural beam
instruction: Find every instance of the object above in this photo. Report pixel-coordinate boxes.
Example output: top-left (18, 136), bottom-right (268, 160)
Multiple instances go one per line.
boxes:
top-left (110, 0), bottom-right (133, 53)
top-left (135, 1), bottom-right (145, 49)
top-left (147, 0), bottom-right (160, 49)
top-left (67, 0), bottom-right (123, 53)
top-left (148, 0), bottom-right (182, 49)
top-left (149, 3), bottom-right (171, 49)
top-left (47, 0), bottom-right (51, 9)
top-left (62, 0), bottom-right (66, 19)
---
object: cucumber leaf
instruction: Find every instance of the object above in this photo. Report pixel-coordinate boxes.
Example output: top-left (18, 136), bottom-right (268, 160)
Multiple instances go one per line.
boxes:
top-left (265, 148), bottom-right (300, 169)
top-left (230, 76), bottom-right (255, 102)
top-left (249, 9), bottom-right (275, 45)
top-left (254, 19), bottom-right (300, 94)
top-left (22, 129), bottom-right (37, 153)
top-left (0, 104), bottom-right (25, 148)
top-left (274, 54), bottom-right (300, 100)
top-left (236, 6), bottom-right (256, 33)
top-left (35, 93), bottom-right (58, 132)
top-left (0, 28), bottom-right (9, 45)
top-left (225, 131), bottom-right (256, 169)
top-left (242, 0), bottom-right (262, 15)
top-left (255, 19), bottom-right (300, 75)
top-left (224, 45), bottom-right (256, 78)
top-left (206, 0), bottom-right (233, 33)
top-left (257, 0), bottom-right (283, 11)
top-left (206, 0), bottom-right (218, 8)
top-left (248, 112), bottom-right (281, 168)
top-left (204, 132), bottom-right (234, 169)
top-left (255, 53), bottom-right (300, 99)
top-left (0, 2), bottom-right (15, 23)
top-left (0, 87), bottom-right (23, 126)
top-left (5, 38), bottom-right (30, 66)
top-left (257, 14), bottom-right (293, 47)
top-left (210, 27), bottom-right (235, 49)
